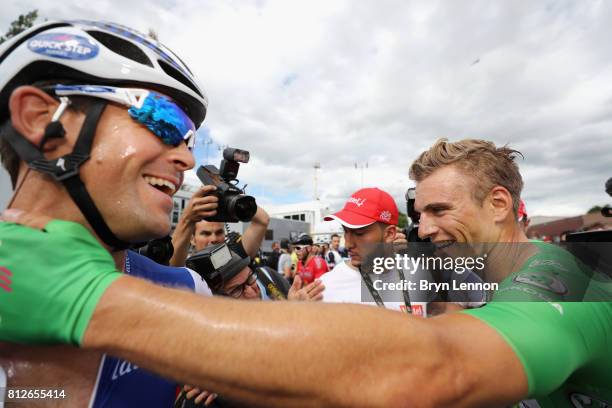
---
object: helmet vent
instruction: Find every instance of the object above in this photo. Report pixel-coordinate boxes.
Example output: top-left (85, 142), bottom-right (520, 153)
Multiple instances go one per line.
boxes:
top-left (86, 30), bottom-right (153, 68)
top-left (157, 59), bottom-right (204, 98)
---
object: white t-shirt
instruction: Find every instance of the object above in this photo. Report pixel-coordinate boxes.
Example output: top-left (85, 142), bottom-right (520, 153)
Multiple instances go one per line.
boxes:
top-left (320, 261), bottom-right (407, 312)
top-left (320, 259), bottom-right (487, 317)
top-left (277, 253), bottom-right (292, 276)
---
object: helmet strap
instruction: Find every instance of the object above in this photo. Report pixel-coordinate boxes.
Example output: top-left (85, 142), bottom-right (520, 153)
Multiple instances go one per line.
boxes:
top-left (3, 98), bottom-right (142, 250)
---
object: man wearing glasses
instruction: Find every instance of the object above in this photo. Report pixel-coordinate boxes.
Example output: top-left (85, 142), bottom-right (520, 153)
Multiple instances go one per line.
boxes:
top-left (196, 245), bottom-right (325, 301)
top-left (294, 233), bottom-right (330, 285)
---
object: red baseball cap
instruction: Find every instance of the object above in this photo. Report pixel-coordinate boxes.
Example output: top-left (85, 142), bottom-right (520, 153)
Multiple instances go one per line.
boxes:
top-left (324, 187), bottom-right (399, 228)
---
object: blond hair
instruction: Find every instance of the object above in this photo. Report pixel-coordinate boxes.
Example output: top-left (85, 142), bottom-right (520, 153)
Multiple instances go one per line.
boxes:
top-left (409, 138), bottom-right (524, 214)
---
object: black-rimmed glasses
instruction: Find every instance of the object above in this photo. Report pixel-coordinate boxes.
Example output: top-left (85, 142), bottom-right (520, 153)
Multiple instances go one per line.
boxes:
top-left (224, 269), bottom-right (258, 298)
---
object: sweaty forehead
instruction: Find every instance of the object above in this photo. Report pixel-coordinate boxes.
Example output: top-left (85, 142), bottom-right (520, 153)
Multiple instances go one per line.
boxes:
top-left (414, 166), bottom-right (473, 210)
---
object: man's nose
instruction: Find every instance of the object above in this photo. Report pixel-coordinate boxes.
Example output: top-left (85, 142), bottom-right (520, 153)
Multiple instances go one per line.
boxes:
top-left (344, 232), bottom-right (355, 249)
top-left (243, 283), bottom-right (260, 299)
top-left (169, 142), bottom-right (195, 172)
top-left (418, 213), bottom-right (439, 240)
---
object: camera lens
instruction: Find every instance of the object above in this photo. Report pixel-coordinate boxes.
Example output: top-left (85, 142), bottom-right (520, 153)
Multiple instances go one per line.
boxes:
top-left (229, 195), bottom-right (257, 222)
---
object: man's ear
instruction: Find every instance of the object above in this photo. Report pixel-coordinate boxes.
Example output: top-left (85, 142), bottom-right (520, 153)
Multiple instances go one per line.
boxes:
top-left (489, 186), bottom-right (514, 223)
top-left (383, 225), bottom-right (397, 243)
top-left (9, 86), bottom-right (61, 149)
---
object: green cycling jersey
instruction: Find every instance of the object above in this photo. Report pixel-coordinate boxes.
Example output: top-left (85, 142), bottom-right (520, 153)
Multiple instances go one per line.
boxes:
top-left (0, 220), bottom-right (121, 345)
top-left (464, 241), bottom-right (612, 407)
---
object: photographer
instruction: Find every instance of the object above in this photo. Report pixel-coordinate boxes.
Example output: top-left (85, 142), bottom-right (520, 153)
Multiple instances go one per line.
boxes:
top-left (170, 147), bottom-right (271, 268)
top-left (5, 138), bottom-right (611, 407)
top-left (187, 243), bottom-right (324, 302)
top-left (169, 188), bottom-right (270, 267)
top-left (176, 242), bottom-right (323, 406)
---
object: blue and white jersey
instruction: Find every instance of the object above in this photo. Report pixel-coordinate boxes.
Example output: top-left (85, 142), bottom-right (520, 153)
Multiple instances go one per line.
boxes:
top-left (89, 251), bottom-right (211, 408)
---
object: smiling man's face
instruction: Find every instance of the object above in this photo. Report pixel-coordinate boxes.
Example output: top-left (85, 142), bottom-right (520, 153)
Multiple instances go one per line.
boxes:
top-left (79, 102), bottom-right (194, 242)
top-left (414, 165), bottom-right (496, 247)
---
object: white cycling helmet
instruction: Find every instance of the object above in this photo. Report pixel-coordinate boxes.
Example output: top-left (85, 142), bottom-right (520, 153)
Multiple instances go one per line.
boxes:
top-left (0, 20), bottom-right (207, 126)
top-left (0, 20), bottom-right (208, 249)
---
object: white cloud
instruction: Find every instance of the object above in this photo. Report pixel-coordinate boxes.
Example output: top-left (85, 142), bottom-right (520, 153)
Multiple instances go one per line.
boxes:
top-left (3, 0), bottom-right (611, 216)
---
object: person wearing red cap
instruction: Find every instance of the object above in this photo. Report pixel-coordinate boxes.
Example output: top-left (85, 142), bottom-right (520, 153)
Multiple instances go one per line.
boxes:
top-left (321, 187), bottom-right (408, 311)
top-left (5, 140), bottom-right (610, 407)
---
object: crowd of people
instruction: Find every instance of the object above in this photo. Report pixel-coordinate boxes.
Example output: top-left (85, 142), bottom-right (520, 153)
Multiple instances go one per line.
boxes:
top-left (0, 19), bottom-right (610, 408)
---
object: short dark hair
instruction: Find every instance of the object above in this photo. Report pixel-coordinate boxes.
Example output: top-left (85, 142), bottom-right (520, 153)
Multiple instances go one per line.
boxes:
top-left (331, 234), bottom-right (340, 240)
top-left (280, 238), bottom-right (290, 250)
top-left (0, 122), bottom-right (21, 188)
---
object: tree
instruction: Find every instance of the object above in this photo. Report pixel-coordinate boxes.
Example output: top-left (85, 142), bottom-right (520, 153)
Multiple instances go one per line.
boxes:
top-left (397, 211), bottom-right (408, 230)
top-left (587, 205), bottom-right (603, 214)
top-left (0, 10), bottom-right (38, 45)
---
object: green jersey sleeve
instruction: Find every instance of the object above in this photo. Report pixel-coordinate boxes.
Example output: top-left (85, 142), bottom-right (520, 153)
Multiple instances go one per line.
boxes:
top-left (464, 301), bottom-right (612, 398)
top-left (0, 220), bottom-right (122, 345)
top-left (463, 241), bottom-right (612, 404)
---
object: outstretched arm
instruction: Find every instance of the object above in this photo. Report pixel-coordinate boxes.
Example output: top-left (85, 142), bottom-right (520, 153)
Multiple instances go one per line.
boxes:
top-left (1, 209), bottom-right (528, 408)
top-left (84, 276), bottom-right (527, 407)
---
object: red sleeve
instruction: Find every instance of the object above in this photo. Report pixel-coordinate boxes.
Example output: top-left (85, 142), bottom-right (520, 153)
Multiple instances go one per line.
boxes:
top-left (313, 259), bottom-right (330, 279)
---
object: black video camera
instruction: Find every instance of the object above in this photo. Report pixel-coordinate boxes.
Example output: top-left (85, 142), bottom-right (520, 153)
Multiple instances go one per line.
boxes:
top-left (403, 187), bottom-right (430, 244)
top-left (197, 147), bottom-right (257, 223)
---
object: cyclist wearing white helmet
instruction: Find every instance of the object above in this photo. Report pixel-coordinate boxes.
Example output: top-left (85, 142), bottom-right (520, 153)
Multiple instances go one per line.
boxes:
top-left (0, 20), bottom-right (219, 407)
top-left (3, 22), bottom-right (610, 408)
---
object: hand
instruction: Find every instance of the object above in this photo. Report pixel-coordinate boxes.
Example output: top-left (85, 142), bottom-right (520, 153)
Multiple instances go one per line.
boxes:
top-left (180, 185), bottom-right (219, 226)
top-left (393, 231), bottom-right (407, 244)
top-left (393, 231), bottom-right (408, 251)
top-left (287, 275), bottom-right (325, 301)
top-left (182, 385), bottom-right (218, 406)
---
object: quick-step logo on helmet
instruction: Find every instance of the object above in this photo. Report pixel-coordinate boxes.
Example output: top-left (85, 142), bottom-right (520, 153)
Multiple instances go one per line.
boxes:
top-left (0, 266), bottom-right (12, 293)
top-left (28, 33), bottom-right (99, 60)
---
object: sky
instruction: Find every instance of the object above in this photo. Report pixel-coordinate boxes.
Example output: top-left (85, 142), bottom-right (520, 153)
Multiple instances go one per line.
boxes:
top-left (2, 0), bottom-right (612, 216)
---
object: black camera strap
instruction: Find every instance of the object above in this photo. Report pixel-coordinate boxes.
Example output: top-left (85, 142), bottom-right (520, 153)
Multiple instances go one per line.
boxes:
top-left (358, 265), bottom-right (413, 315)
top-left (255, 267), bottom-right (287, 300)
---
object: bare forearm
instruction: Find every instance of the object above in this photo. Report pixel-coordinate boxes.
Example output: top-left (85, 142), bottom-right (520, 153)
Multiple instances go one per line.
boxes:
top-left (83, 276), bottom-right (447, 407)
top-left (83, 276), bottom-right (527, 407)
top-left (170, 220), bottom-right (193, 266)
top-left (241, 207), bottom-right (270, 258)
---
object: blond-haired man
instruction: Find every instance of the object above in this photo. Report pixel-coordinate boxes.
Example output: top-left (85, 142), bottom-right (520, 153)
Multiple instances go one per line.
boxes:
top-left (4, 139), bottom-right (611, 407)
